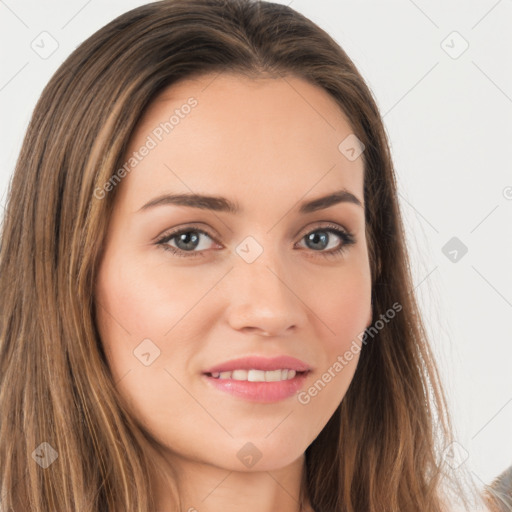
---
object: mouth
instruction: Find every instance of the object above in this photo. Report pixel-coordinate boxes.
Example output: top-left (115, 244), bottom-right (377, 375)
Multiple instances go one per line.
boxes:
top-left (203, 368), bottom-right (310, 403)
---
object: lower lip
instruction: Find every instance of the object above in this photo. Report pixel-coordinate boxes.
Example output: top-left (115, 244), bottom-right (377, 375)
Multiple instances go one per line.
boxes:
top-left (203, 372), bottom-right (310, 403)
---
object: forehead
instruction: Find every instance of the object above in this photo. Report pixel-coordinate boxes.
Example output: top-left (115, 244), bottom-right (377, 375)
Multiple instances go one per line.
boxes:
top-left (118, 72), bottom-right (364, 211)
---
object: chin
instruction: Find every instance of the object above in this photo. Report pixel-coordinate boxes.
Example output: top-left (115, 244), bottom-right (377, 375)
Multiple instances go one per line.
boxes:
top-left (219, 437), bottom-right (307, 473)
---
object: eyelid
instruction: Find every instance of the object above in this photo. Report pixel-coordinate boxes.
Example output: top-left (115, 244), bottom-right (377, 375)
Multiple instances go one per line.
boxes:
top-left (152, 222), bottom-right (220, 243)
top-left (295, 220), bottom-right (352, 238)
top-left (156, 219), bottom-right (354, 240)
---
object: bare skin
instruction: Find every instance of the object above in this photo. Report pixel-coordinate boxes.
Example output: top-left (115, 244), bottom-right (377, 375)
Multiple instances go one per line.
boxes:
top-left (95, 72), bottom-right (372, 512)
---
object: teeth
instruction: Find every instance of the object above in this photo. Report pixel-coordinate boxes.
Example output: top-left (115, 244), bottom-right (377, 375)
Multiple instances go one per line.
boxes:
top-left (210, 369), bottom-right (299, 382)
top-left (232, 369), bottom-right (247, 380)
top-left (265, 369), bottom-right (283, 382)
top-left (247, 369), bottom-right (265, 382)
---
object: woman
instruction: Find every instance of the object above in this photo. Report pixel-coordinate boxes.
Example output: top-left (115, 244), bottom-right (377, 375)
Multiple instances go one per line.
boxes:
top-left (0, 0), bottom-right (491, 510)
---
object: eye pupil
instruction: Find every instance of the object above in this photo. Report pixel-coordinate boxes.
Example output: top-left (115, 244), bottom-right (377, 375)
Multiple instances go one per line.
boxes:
top-left (176, 231), bottom-right (200, 250)
top-left (306, 231), bottom-right (329, 250)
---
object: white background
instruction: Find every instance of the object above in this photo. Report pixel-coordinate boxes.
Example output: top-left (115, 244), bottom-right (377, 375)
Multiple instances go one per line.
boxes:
top-left (1, 0), bottom-right (511, 496)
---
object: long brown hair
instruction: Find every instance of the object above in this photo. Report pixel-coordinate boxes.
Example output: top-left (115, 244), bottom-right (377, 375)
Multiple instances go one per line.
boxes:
top-left (0, 0), bottom-right (481, 510)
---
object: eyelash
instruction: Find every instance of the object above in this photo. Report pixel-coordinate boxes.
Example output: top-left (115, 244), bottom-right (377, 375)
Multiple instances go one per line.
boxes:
top-left (155, 223), bottom-right (356, 259)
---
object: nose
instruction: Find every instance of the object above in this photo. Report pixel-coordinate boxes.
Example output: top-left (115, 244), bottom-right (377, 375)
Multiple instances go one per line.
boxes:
top-left (224, 245), bottom-right (308, 338)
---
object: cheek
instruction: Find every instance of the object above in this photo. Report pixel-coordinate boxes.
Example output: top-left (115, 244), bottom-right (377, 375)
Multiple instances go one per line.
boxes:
top-left (95, 251), bottom-right (223, 399)
top-left (96, 253), bottom-right (207, 345)
top-left (307, 261), bottom-right (372, 353)
top-left (94, 255), bottom-right (209, 437)
top-left (290, 261), bottom-right (371, 428)
top-left (332, 280), bottom-right (371, 345)
top-left (95, 254), bottom-right (178, 379)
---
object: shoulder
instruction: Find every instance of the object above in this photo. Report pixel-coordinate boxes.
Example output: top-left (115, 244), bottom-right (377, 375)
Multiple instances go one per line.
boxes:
top-left (480, 465), bottom-right (512, 512)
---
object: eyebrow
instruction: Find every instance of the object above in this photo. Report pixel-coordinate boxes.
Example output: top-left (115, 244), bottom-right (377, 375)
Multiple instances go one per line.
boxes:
top-left (137, 188), bottom-right (363, 214)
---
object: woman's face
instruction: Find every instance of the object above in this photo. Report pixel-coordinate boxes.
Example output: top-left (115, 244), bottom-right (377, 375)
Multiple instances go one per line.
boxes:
top-left (95, 72), bottom-right (372, 473)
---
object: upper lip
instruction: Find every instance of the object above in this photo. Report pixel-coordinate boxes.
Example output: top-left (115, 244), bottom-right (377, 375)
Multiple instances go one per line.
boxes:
top-left (203, 355), bottom-right (312, 374)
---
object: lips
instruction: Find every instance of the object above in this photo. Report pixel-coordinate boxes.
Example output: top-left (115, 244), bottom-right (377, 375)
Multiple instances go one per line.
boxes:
top-left (202, 355), bottom-right (312, 403)
top-left (203, 355), bottom-right (312, 375)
